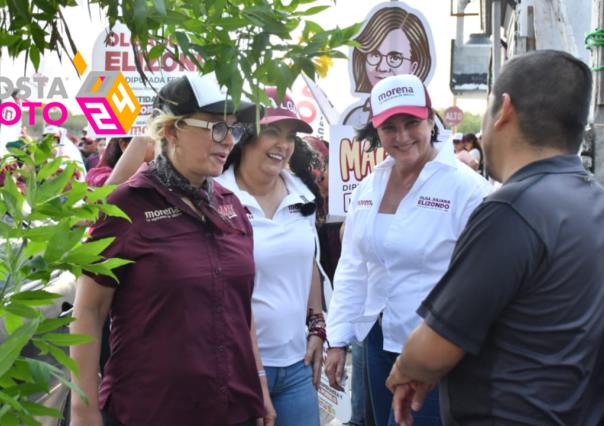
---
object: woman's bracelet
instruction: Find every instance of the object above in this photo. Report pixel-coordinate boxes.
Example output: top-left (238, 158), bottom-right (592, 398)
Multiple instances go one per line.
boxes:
top-left (258, 369), bottom-right (266, 377)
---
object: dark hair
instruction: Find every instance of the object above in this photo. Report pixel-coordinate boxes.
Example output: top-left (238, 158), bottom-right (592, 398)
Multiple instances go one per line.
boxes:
top-left (490, 50), bottom-right (592, 153)
top-left (353, 7), bottom-right (432, 93)
top-left (462, 132), bottom-right (484, 170)
top-left (224, 130), bottom-right (324, 217)
top-left (357, 108), bottom-right (438, 151)
top-left (99, 137), bottom-right (131, 169)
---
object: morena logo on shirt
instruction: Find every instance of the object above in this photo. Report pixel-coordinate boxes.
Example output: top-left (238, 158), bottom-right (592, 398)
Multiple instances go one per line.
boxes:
top-left (417, 196), bottom-right (451, 211)
top-left (144, 207), bottom-right (182, 222)
top-left (216, 204), bottom-right (238, 219)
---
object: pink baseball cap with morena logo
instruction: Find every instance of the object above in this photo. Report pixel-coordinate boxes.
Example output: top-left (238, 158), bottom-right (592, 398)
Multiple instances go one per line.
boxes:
top-left (370, 74), bottom-right (432, 128)
top-left (260, 87), bottom-right (313, 134)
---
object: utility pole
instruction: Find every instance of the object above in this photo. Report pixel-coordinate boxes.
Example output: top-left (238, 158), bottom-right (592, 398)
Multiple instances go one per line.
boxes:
top-left (592, 0), bottom-right (604, 185)
top-left (492, 0), bottom-right (502, 82)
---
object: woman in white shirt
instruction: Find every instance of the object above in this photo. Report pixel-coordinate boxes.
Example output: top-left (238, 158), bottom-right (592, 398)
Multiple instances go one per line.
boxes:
top-left (324, 75), bottom-right (491, 426)
top-left (217, 88), bottom-right (325, 426)
top-left (463, 132), bottom-right (484, 174)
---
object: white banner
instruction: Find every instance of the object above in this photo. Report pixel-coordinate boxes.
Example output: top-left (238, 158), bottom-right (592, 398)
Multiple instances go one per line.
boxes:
top-left (90, 23), bottom-right (200, 137)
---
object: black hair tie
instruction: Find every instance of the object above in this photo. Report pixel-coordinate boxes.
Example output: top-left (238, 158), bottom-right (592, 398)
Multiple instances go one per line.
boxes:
top-left (299, 195), bottom-right (316, 217)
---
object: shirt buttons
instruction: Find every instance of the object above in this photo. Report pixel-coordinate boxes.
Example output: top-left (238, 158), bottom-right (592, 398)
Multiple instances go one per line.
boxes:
top-left (218, 345), bottom-right (224, 352)
top-left (220, 385), bottom-right (228, 393)
top-left (214, 267), bottom-right (222, 275)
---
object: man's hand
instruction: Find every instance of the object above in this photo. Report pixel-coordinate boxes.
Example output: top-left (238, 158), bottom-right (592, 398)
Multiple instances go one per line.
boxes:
top-left (386, 355), bottom-right (413, 392)
top-left (304, 335), bottom-right (324, 389)
top-left (386, 355), bottom-right (435, 425)
top-left (390, 382), bottom-right (434, 426)
top-left (324, 346), bottom-right (347, 391)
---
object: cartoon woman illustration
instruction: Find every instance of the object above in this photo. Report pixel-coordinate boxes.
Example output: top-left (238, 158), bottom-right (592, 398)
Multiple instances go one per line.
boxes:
top-left (341, 5), bottom-right (435, 127)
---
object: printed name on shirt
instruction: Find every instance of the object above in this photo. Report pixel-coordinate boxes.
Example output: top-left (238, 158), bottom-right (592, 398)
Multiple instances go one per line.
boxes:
top-left (288, 204), bottom-right (301, 214)
top-left (417, 196), bottom-right (451, 211)
top-left (144, 207), bottom-right (182, 222)
top-left (217, 204), bottom-right (238, 219)
top-left (356, 200), bottom-right (373, 209)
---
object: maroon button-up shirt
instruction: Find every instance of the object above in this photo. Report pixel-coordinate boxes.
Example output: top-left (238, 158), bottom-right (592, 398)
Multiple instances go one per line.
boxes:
top-left (85, 166), bottom-right (264, 426)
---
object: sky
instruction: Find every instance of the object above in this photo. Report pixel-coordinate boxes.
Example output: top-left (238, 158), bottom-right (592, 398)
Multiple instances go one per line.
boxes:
top-left (0, 0), bottom-right (488, 118)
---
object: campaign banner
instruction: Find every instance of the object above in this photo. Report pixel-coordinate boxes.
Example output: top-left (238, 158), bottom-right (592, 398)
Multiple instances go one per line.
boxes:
top-left (329, 125), bottom-right (386, 217)
top-left (90, 23), bottom-right (200, 137)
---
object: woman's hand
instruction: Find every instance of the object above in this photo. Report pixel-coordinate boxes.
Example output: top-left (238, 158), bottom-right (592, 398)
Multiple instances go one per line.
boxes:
top-left (304, 335), bottom-right (324, 389)
top-left (256, 376), bottom-right (277, 426)
top-left (324, 346), bottom-right (347, 391)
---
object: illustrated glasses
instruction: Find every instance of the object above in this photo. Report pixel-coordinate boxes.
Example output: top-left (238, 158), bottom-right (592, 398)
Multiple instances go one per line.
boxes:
top-left (366, 51), bottom-right (412, 69)
top-left (177, 118), bottom-right (246, 144)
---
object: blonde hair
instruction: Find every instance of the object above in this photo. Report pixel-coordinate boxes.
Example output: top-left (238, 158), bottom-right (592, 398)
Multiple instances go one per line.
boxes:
top-left (146, 109), bottom-right (186, 156)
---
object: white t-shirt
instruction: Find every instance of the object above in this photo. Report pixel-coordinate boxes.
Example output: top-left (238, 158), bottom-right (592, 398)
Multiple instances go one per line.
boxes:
top-left (217, 166), bottom-right (316, 367)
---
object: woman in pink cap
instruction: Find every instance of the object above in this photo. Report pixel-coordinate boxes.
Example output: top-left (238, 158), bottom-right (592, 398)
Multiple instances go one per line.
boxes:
top-left (217, 88), bottom-right (325, 426)
top-left (325, 74), bottom-right (491, 426)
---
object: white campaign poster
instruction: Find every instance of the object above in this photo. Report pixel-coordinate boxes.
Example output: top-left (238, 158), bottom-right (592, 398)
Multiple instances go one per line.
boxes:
top-left (90, 23), bottom-right (200, 137)
top-left (326, 2), bottom-right (445, 217)
top-left (318, 366), bottom-right (352, 422)
top-left (328, 125), bottom-right (386, 217)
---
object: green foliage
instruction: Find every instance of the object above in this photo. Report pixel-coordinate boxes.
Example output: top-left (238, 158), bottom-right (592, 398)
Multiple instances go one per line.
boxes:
top-left (0, 136), bottom-right (130, 425)
top-left (437, 109), bottom-right (483, 135)
top-left (456, 111), bottom-right (483, 135)
top-left (0, 0), bottom-right (361, 109)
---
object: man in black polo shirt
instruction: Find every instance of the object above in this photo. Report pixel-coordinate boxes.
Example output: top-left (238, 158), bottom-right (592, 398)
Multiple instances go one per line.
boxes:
top-left (385, 50), bottom-right (604, 425)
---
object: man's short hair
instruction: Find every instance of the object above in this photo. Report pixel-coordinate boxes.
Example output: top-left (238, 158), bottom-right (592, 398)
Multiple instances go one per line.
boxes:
top-left (491, 50), bottom-right (592, 153)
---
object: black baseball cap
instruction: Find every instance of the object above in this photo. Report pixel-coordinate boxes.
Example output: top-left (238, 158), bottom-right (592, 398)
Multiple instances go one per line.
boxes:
top-left (153, 72), bottom-right (261, 122)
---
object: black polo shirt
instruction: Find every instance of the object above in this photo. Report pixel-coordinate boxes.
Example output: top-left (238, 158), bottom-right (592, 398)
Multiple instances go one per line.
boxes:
top-left (419, 156), bottom-right (604, 425)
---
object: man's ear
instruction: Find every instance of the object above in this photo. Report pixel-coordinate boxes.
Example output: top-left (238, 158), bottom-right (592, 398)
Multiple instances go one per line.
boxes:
top-left (494, 93), bottom-right (515, 130)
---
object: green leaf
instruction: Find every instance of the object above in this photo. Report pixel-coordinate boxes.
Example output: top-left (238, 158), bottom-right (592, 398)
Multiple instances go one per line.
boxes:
top-left (41, 333), bottom-right (93, 347)
top-left (4, 312), bottom-right (24, 335)
top-left (29, 46), bottom-right (41, 70)
top-left (4, 302), bottom-right (39, 319)
top-left (84, 184), bottom-right (116, 203)
top-left (133, 0), bottom-right (149, 32)
top-left (64, 237), bottom-right (114, 265)
top-left (64, 181), bottom-right (88, 207)
top-left (296, 5), bottom-right (330, 16)
top-left (7, 360), bottom-right (33, 382)
top-left (24, 357), bottom-right (51, 389)
top-left (20, 401), bottom-right (61, 418)
top-left (46, 343), bottom-right (78, 377)
top-left (49, 367), bottom-right (89, 404)
top-left (148, 44), bottom-right (164, 61)
top-left (153, 0), bottom-right (167, 16)
top-left (81, 257), bottom-right (132, 281)
top-left (43, 219), bottom-right (86, 263)
top-left (98, 204), bottom-right (130, 221)
top-left (11, 290), bottom-right (61, 302)
top-left (36, 316), bottom-right (74, 335)
top-left (0, 318), bottom-right (40, 378)
top-left (37, 163), bottom-right (74, 204)
top-left (0, 391), bottom-right (25, 415)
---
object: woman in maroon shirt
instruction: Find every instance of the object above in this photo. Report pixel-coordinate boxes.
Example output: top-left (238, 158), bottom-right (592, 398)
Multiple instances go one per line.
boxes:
top-left (70, 73), bottom-right (275, 426)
